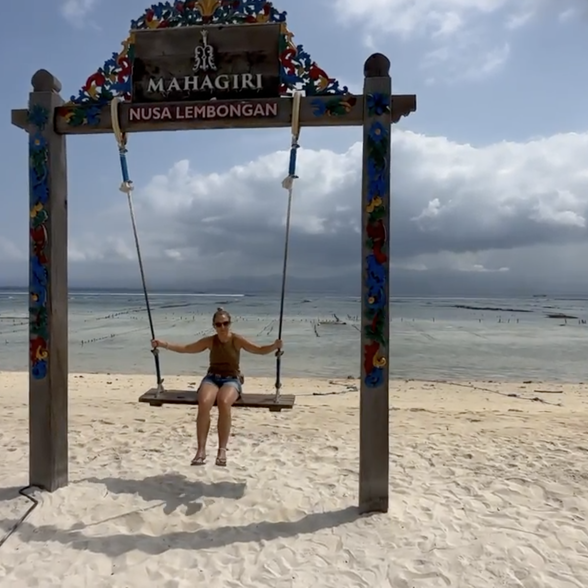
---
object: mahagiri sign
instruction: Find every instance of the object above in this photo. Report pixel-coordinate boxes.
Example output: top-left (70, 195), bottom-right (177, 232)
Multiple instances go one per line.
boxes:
top-left (128, 101), bottom-right (279, 122)
top-left (131, 23), bottom-right (281, 103)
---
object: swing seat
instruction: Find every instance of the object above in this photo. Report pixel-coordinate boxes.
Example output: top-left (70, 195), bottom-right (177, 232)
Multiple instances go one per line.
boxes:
top-left (138, 388), bottom-right (296, 412)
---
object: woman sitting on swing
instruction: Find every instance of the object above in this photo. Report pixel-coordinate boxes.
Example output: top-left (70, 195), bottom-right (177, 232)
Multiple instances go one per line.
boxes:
top-left (151, 308), bottom-right (282, 467)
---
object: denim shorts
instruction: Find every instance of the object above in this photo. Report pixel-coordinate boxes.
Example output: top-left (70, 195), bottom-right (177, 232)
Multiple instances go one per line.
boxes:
top-left (200, 373), bottom-right (242, 397)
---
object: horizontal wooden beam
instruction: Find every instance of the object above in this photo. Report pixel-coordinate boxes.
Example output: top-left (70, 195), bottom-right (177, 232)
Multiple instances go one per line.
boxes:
top-left (12, 109), bottom-right (28, 130)
top-left (11, 94), bottom-right (416, 135)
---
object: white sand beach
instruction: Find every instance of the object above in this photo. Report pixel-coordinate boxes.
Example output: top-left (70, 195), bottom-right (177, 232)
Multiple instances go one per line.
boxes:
top-left (1, 372), bottom-right (588, 587)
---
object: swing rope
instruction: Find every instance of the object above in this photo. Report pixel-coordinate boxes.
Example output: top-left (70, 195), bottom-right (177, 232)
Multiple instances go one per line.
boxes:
top-left (274, 91), bottom-right (302, 402)
top-left (110, 97), bottom-right (164, 395)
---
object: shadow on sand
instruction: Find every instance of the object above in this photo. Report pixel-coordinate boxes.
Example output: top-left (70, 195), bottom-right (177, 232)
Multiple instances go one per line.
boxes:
top-left (2, 508), bottom-right (361, 555)
top-left (0, 487), bottom-right (25, 503)
top-left (0, 473), bottom-right (362, 555)
top-left (82, 474), bottom-right (247, 516)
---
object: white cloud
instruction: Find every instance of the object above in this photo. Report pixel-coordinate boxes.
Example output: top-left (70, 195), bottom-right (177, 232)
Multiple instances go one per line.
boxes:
top-left (334, 0), bottom-right (506, 38)
top-left (422, 37), bottom-right (510, 83)
top-left (559, 4), bottom-right (588, 22)
top-left (505, 10), bottom-right (534, 30)
top-left (4, 129), bottom-right (588, 290)
top-left (333, 0), bottom-right (576, 83)
top-left (0, 237), bottom-right (24, 261)
top-left (51, 128), bottom-right (588, 288)
top-left (60, 0), bottom-right (99, 25)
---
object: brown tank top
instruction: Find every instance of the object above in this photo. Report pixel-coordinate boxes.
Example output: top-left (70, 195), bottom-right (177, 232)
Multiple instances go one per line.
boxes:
top-left (208, 334), bottom-right (241, 377)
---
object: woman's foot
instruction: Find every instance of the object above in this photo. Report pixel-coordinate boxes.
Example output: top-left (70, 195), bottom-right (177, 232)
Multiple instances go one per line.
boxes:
top-left (215, 448), bottom-right (227, 467)
top-left (191, 449), bottom-right (206, 466)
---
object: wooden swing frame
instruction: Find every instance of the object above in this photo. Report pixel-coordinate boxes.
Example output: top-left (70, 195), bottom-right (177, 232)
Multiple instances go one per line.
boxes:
top-left (11, 2), bottom-right (416, 514)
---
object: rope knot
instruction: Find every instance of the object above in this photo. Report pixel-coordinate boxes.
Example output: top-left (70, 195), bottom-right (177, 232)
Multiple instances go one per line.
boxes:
top-left (281, 176), bottom-right (296, 190)
top-left (119, 180), bottom-right (133, 194)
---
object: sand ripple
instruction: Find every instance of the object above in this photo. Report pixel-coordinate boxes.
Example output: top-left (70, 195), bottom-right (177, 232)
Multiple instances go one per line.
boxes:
top-left (1, 374), bottom-right (588, 587)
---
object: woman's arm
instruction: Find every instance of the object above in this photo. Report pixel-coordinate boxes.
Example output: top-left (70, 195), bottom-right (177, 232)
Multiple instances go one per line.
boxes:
top-left (234, 334), bottom-right (281, 355)
top-left (153, 336), bottom-right (212, 354)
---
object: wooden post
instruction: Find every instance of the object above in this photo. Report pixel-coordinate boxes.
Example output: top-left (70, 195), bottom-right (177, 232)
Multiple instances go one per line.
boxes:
top-left (28, 69), bottom-right (69, 491)
top-left (359, 53), bottom-right (392, 514)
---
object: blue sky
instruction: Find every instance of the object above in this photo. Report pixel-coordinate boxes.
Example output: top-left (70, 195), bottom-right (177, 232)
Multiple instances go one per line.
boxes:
top-left (1, 0), bottom-right (588, 293)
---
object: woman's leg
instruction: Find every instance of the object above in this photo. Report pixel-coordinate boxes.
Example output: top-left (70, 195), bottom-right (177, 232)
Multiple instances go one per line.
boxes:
top-left (193, 381), bottom-right (218, 463)
top-left (215, 383), bottom-right (240, 465)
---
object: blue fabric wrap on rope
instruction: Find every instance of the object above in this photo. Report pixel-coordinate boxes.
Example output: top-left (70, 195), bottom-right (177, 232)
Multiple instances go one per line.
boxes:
top-left (287, 142), bottom-right (299, 177)
top-left (119, 151), bottom-right (131, 184)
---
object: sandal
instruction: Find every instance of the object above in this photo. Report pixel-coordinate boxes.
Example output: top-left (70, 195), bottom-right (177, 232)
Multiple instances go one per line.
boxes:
top-left (191, 452), bottom-right (206, 466)
top-left (215, 448), bottom-right (227, 467)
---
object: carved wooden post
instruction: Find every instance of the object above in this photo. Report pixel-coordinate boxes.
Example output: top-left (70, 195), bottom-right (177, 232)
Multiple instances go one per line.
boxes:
top-left (359, 54), bottom-right (392, 514)
top-left (28, 69), bottom-right (69, 491)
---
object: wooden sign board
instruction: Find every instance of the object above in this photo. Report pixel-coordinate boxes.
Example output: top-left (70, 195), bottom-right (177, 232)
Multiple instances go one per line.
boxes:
top-left (131, 23), bottom-right (281, 103)
top-left (128, 99), bottom-right (278, 123)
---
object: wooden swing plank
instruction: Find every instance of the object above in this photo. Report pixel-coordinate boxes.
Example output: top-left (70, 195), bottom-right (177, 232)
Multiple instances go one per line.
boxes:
top-left (138, 389), bottom-right (295, 411)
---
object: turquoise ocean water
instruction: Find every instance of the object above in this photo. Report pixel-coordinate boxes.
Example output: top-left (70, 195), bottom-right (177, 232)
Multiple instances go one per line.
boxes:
top-left (0, 290), bottom-right (587, 382)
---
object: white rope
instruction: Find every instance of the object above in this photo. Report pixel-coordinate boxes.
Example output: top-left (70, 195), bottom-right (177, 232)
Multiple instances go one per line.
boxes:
top-left (110, 97), bottom-right (164, 394)
top-left (110, 97), bottom-right (124, 143)
top-left (274, 91), bottom-right (302, 402)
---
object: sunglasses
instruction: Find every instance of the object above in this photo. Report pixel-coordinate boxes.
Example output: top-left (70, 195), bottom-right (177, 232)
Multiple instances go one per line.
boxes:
top-left (214, 321), bottom-right (230, 327)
